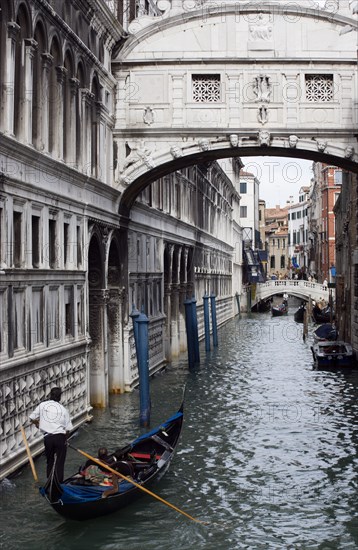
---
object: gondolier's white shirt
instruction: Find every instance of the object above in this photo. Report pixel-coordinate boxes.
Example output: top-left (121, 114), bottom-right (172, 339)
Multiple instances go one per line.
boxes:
top-left (29, 400), bottom-right (73, 435)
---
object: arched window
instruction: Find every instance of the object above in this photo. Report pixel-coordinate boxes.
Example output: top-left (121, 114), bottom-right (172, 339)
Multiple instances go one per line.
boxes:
top-left (63, 50), bottom-right (74, 162)
top-left (32, 22), bottom-right (46, 148)
top-left (14, 4), bottom-right (31, 139)
top-left (48, 36), bottom-right (61, 155)
top-left (91, 75), bottom-right (101, 177)
top-left (0, 2), bottom-right (8, 127)
top-left (76, 61), bottom-right (85, 166)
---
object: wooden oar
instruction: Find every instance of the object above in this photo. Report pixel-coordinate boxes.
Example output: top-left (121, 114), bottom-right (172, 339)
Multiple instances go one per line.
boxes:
top-left (69, 444), bottom-right (208, 525)
top-left (20, 425), bottom-right (39, 483)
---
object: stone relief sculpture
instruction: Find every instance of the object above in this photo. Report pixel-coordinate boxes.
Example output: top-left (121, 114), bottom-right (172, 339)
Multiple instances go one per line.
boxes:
top-left (288, 135), bottom-right (299, 148)
top-left (316, 139), bottom-right (327, 152)
top-left (253, 75), bottom-right (272, 103)
top-left (143, 106), bottom-right (155, 125)
top-left (258, 130), bottom-right (271, 146)
top-left (249, 13), bottom-right (273, 41)
top-left (258, 105), bottom-right (269, 125)
top-left (344, 145), bottom-right (355, 159)
top-left (170, 145), bottom-right (183, 158)
top-left (121, 140), bottom-right (155, 171)
top-left (137, 142), bottom-right (156, 168)
top-left (128, 0), bottom-right (171, 34)
top-left (350, 0), bottom-right (358, 14)
top-left (198, 138), bottom-right (210, 151)
top-left (229, 134), bottom-right (239, 147)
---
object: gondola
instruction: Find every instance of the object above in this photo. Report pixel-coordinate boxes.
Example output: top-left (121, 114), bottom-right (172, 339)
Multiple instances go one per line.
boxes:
top-left (251, 299), bottom-right (271, 313)
top-left (294, 304), bottom-right (305, 323)
top-left (271, 303), bottom-right (288, 316)
top-left (312, 304), bottom-right (334, 324)
top-left (40, 404), bottom-right (184, 521)
top-left (313, 323), bottom-right (338, 343)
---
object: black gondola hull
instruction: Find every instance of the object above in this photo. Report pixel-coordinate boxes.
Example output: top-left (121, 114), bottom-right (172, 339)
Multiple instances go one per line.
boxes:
top-left (49, 459), bottom-right (172, 521)
top-left (41, 406), bottom-right (184, 521)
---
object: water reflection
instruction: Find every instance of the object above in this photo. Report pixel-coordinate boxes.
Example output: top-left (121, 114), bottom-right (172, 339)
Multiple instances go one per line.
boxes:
top-left (1, 312), bottom-right (358, 549)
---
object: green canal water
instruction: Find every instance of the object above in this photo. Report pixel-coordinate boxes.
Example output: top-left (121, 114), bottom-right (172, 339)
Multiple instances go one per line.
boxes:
top-left (1, 311), bottom-right (358, 550)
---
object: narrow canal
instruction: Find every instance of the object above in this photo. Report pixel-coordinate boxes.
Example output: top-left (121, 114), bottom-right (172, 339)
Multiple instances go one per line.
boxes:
top-left (1, 309), bottom-right (358, 550)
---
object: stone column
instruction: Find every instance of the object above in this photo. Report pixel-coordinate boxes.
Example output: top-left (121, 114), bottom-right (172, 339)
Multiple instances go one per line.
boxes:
top-left (283, 73), bottom-right (300, 127)
top-left (89, 288), bottom-right (109, 408)
top-left (95, 101), bottom-right (108, 181)
top-left (107, 287), bottom-right (126, 394)
top-left (40, 52), bottom-right (53, 153)
top-left (170, 72), bottom-right (185, 127)
top-left (1, 22), bottom-right (19, 135)
top-left (21, 38), bottom-right (37, 144)
top-left (226, 72), bottom-right (241, 126)
top-left (55, 65), bottom-right (66, 160)
top-left (80, 88), bottom-right (93, 175)
top-left (179, 247), bottom-right (189, 352)
top-left (68, 77), bottom-right (79, 166)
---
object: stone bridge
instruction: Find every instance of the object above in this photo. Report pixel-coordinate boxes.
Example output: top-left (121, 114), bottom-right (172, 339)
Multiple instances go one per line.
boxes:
top-left (253, 280), bottom-right (333, 305)
top-left (112, 0), bottom-right (358, 214)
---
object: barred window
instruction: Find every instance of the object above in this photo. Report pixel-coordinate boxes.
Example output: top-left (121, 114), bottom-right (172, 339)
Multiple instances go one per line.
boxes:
top-left (192, 74), bottom-right (221, 103)
top-left (305, 74), bottom-right (334, 102)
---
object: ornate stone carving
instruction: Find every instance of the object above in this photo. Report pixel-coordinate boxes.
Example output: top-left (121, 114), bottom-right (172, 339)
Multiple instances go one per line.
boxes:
top-left (288, 135), bottom-right (299, 148)
top-left (253, 75), bottom-right (272, 103)
top-left (128, 0), bottom-right (171, 34)
top-left (170, 145), bottom-right (183, 158)
top-left (258, 105), bottom-right (269, 125)
top-left (258, 130), bottom-right (271, 146)
top-left (344, 145), bottom-right (355, 159)
top-left (229, 134), bottom-right (239, 147)
top-left (143, 106), bottom-right (155, 125)
top-left (316, 139), bottom-right (327, 152)
top-left (198, 138), bottom-right (210, 151)
top-left (121, 140), bottom-right (155, 171)
top-left (249, 13), bottom-right (272, 41)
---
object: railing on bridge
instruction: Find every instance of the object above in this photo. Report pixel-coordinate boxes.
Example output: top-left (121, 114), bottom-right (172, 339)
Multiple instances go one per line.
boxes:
top-left (253, 280), bottom-right (333, 305)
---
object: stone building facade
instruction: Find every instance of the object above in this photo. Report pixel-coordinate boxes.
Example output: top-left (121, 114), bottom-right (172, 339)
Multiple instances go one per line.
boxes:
top-left (334, 172), bottom-right (358, 357)
top-left (0, 0), bottom-right (244, 480)
top-left (308, 163), bottom-right (344, 283)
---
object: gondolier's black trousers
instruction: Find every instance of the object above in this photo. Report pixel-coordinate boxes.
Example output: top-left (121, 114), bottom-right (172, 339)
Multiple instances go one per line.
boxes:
top-left (44, 433), bottom-right (67, 483)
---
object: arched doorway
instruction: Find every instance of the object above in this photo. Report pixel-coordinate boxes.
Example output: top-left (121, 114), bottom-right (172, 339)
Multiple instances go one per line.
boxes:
top-left (88, 233), bottom-right (107, 407)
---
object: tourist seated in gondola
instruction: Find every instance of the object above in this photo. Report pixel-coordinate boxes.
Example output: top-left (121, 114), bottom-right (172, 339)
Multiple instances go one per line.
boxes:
top-left (81, 448), bottom-right (111, 480)
top-left (81, 447), bottom-right (136, 497)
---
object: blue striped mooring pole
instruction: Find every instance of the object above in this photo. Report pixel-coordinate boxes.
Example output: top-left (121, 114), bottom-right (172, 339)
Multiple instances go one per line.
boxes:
top-left (203, 293), bottom-right (210, 352)
top-left (135, 309), bottom-right (151, 427)
top-left (210, 293), bottom-right (218, 347)
top-left (191, 296), bottom-right (200, 364)
top-left (184, 298), bottom-right (195, 369)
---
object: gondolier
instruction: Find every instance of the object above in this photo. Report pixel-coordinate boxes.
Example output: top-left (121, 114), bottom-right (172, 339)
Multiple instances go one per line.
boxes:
top-left (29, 386), bottom-right (73, 483)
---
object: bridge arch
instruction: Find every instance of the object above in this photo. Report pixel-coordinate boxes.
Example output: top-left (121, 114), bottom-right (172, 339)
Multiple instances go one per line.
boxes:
top-left (118, 142), bottom-right (358, 217)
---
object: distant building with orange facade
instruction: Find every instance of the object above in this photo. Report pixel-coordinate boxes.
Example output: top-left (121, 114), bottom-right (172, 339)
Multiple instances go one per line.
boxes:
top-left (308, 163), bottom-right (342, 283)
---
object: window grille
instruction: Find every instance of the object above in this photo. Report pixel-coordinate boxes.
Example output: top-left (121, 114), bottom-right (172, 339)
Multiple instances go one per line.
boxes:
top-left (305, 74), bottom-right (334, 102)
top-left (192, 74), bottom-right (221, 103)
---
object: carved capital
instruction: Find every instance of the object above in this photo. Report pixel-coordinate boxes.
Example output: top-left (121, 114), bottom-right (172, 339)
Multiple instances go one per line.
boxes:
top-left (56, 65), bottom-right (67, 84)
top-left (7, 22), bottom-right (20, 41)
top-left (69, 77), bottom-right (80, 94)
top-left (41, 52), bottom-right (53, 70)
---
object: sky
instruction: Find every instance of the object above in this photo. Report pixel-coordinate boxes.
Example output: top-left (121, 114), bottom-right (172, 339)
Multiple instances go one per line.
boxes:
top-left (241, 156), bottom-right (314, 208)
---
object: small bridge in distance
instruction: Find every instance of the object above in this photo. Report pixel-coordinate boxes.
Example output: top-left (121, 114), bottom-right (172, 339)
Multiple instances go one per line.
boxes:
top-left (253, 280), bottom-right (333, 307)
